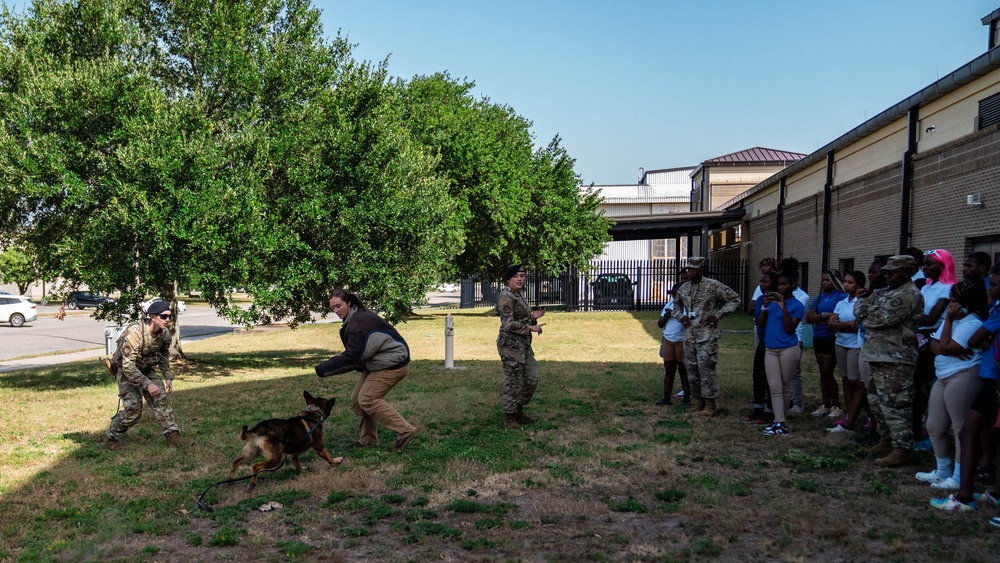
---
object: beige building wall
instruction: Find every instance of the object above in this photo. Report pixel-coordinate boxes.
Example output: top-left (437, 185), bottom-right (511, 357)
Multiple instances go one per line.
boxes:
top-left (833, 117), bottom-right (908, 184)
top-left (917, 70), bottom-right (1000, 153)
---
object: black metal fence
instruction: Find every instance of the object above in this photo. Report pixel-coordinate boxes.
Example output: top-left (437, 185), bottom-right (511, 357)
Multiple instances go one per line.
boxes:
top-left (460, 259), bottom-right (748, 312)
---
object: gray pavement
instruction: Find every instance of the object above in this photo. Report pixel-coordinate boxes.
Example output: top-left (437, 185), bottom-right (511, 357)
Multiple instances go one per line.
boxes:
top-left (0, 292), bottom-right (460, 373)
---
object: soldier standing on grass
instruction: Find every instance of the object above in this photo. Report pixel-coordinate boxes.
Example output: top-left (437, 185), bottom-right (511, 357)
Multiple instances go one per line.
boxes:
top-left (671, 257), bottom-right (742, 417)
top-left (103, 300), bottom-right (194, 450)
top-left (496, 265), bottom-right (545, 429)
top-left (854, 255), bottom-right (924, 467)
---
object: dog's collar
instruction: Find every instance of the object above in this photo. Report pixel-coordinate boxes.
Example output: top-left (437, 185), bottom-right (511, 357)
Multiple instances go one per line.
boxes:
top-left (302, 404), bottom-right (325, 423)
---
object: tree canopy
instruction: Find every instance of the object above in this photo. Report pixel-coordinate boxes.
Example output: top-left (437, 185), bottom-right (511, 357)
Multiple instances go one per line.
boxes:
top-left (0, 0), bottom-right (609, 328)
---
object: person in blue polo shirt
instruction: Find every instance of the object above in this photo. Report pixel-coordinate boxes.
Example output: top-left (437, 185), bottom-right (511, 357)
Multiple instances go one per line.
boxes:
top-left (758, 269), bottom-right (806, 436)
top-left (805, 269), bottom-right (849, 418)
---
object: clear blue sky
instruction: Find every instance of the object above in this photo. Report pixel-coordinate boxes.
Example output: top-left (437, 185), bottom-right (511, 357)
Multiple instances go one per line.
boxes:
top-left (317, 1), bottom-right (999, 185)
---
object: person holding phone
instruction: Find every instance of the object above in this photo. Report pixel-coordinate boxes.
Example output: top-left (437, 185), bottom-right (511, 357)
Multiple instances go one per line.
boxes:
top-left (758, 270), bottom-right (806, 435)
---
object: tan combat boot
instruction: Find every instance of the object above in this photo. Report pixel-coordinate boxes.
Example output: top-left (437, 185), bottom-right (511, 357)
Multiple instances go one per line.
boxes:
top-left (514, 405), bottom-right (535, 425)
top-left (875, 448), bottom-right (914, 468)
top-left (869, 436), bottom-right (894, 457)
top-left (165, 431), bottom-right (194, 447)
top-left (502, 414), bottom-right (521, 430)
top-left (697, 398), bottom-right (718, 417)
top-left (690, 397), bottom-right (705, 413)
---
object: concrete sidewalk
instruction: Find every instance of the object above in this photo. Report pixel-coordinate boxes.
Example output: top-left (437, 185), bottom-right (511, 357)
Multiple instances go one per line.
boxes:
top-left (0, 348), bottom-right (108, 374)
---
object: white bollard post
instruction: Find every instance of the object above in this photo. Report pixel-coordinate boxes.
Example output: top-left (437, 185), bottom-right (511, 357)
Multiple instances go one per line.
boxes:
top-left (104, 325), bottom-right (120, 355)
top-left (444, 314), bottom-right (455, 369)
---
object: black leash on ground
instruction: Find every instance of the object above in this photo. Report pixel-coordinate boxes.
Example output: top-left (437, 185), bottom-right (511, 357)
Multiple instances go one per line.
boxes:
top-left (195, 412), bottom-right (325, 513)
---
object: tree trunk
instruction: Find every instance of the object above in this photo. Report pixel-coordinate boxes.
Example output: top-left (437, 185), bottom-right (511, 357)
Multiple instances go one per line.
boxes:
top-left (165, 281), bottom-right (188, 361)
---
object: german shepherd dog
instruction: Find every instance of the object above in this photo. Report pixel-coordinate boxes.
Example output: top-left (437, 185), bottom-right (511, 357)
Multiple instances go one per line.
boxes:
top-left (228, 390), bottom-right (343, 487)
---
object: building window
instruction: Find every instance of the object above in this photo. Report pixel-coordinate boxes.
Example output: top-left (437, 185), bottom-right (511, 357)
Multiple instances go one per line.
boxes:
top-left (838, 258), bottom-right (854, 274)
top-left (652, 239), bottom-right (666, 260)
top-left (980, 91), bottom-right (1000, 130)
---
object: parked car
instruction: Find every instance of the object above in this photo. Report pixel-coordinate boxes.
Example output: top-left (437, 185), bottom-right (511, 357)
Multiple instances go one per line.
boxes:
top-left (437, 283), bottom-right (459, 293)
top-left (141, 298), bottom-right (186, 313)
top-left (66, 291), bottom-right (117, 310)
top-left (592, 273), bottom-right (635, 310)
top-left (0, 295), bottom-right (37, 327)
top-left (539, 278), bottom-right (563, 300)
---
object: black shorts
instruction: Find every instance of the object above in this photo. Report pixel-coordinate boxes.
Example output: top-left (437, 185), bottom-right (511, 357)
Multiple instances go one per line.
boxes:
top-left (813, 336), bottom-right (836, 356)
top-left (970, 378), bottom-right (998, 419)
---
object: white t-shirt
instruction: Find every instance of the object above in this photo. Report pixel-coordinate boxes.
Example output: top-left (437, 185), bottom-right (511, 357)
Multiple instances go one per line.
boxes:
top-left (793, 287), bottom-right (809, 342)
top-left (833, 296), bottom-right (860, 349)
top-left (931, 314), bottom-right (984, 378)
top-left (660, 301), bottom-right (685, 343)
top-left (920, 281), bottom-right (953, 331)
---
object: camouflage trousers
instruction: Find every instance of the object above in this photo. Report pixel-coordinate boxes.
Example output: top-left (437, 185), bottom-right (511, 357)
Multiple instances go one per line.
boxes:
top-left (106, 372), bottom-right (180, 441)
top-left (862, 360), bottom-right (888, 433)
top-left (867, 362), bottom-right (914, 449)
top-left (497, 333), bottom-right (538, 414)
top-left (684, 336), bottom-right (720, 399)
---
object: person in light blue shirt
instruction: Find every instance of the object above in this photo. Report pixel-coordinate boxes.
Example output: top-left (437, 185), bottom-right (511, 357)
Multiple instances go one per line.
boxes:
top-left (827, 270), bottom-right (874, 433)
top-left (758, 270), bottom-right (806, 436)
top-left (656, 281), bottom-right (689, 406)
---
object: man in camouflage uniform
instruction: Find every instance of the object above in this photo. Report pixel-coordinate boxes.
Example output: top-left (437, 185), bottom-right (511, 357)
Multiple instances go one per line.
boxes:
top-left (496, 265), bottom-right (545, 429)
top-left (103, 300), bottom-right (193, 449)
top-left (854, 255), bottom-right (923, 467)
top-left (671, 257), bottom-right (742, 416)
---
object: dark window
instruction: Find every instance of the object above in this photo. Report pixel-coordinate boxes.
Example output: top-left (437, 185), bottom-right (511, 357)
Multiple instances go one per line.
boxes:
top-left (838, 258), bottom-right (854, 274)
top-left (980, 91), bottom-right (1000, 130)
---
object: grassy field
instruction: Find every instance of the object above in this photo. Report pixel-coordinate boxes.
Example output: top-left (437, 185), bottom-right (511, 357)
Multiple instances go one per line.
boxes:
top-left (2, 308), bottom-right (1000, 561)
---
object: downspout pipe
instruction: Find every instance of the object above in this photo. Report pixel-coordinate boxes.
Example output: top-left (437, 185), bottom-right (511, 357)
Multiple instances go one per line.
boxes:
top-left (776, 177), bottom-right (786, 260)
top-left (822, 151), bottom-right (834, 272)
top-left (899, 107), bottom-right (919, 252)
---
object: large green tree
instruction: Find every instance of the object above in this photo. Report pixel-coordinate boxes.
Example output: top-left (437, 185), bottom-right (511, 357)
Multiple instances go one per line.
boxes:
top-left (399, 72), bottom-right (611, 279)
top-left (0, 0), bottom-right (457, 332)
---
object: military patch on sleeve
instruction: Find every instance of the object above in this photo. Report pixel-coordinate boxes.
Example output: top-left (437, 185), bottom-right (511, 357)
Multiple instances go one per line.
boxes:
top-left (122, 344), bottom-right (133, 356)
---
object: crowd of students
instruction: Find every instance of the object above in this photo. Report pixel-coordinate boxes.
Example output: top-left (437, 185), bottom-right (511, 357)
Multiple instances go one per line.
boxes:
top-left (657, 249), bottom-right (1000, 522)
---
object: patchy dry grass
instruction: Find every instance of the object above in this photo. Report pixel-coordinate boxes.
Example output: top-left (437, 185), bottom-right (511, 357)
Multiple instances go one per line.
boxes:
top-left (2, 308), bottom-right (1000, 561)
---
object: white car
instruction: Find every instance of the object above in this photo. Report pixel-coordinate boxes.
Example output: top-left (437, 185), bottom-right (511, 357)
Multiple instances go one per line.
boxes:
top-left (0, 295), bottom-right (37, 327)
top-left (141, 298), bottom-right (187, 313)
top-left (437, 283), bottom-right (459, 293)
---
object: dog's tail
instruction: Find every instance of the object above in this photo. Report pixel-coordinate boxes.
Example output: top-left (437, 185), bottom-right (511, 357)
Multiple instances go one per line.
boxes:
top-left (239, 425), bottom-right (250, 441)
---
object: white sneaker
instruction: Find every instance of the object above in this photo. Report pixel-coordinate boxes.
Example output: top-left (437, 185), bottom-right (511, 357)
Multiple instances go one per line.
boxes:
top-left (827, 406), bottom-right (843, 419)
top-left (931, 477), bottom-right (960, 490)
top-left (915, 470), bottom-right (946, 484)
top-left (827, 424), bottom-right (854, 433)
top-left (811, 406), bottom-right (830, 417)
top-left (787, 405), bottom-right (805, 416)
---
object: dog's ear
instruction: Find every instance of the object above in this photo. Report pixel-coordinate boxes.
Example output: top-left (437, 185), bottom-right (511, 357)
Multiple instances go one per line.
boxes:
top-left (303, 390), bottom-right (314, 402)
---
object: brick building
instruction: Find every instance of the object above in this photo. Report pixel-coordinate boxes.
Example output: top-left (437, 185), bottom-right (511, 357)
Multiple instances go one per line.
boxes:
top-left (713, 9), bottom-right (1000, 295)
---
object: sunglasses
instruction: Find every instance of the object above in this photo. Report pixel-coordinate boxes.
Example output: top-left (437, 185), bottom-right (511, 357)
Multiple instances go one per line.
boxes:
top-left (157, 313), bottom-right (172, 320)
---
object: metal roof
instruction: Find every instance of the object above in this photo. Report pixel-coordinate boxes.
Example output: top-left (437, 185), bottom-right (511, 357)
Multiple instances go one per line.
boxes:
top-left (702, 147), bottom-right (807, 166)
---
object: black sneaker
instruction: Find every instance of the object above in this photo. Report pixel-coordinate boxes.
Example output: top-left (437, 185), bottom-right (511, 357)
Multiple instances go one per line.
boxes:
top-left (655, 397), bottom-right (672, 406)
top-left (763, 422), bottom-right (789, 436)
top-left (978, 466), bottom-right (996, 485)
top-left (680, 398), bottom-right (692, 407)
top-left (743, 409), bottom-right (764, 423)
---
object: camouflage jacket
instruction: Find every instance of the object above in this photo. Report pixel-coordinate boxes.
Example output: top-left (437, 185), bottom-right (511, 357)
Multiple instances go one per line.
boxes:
top-left (854, 280), bottom-right (924, 364)
top-left (671, 278), bottom-right (741, 342)
top-left (496, 287), bottom-right (535, 342)
top-left (114, 321), bottom-right (174, 388)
